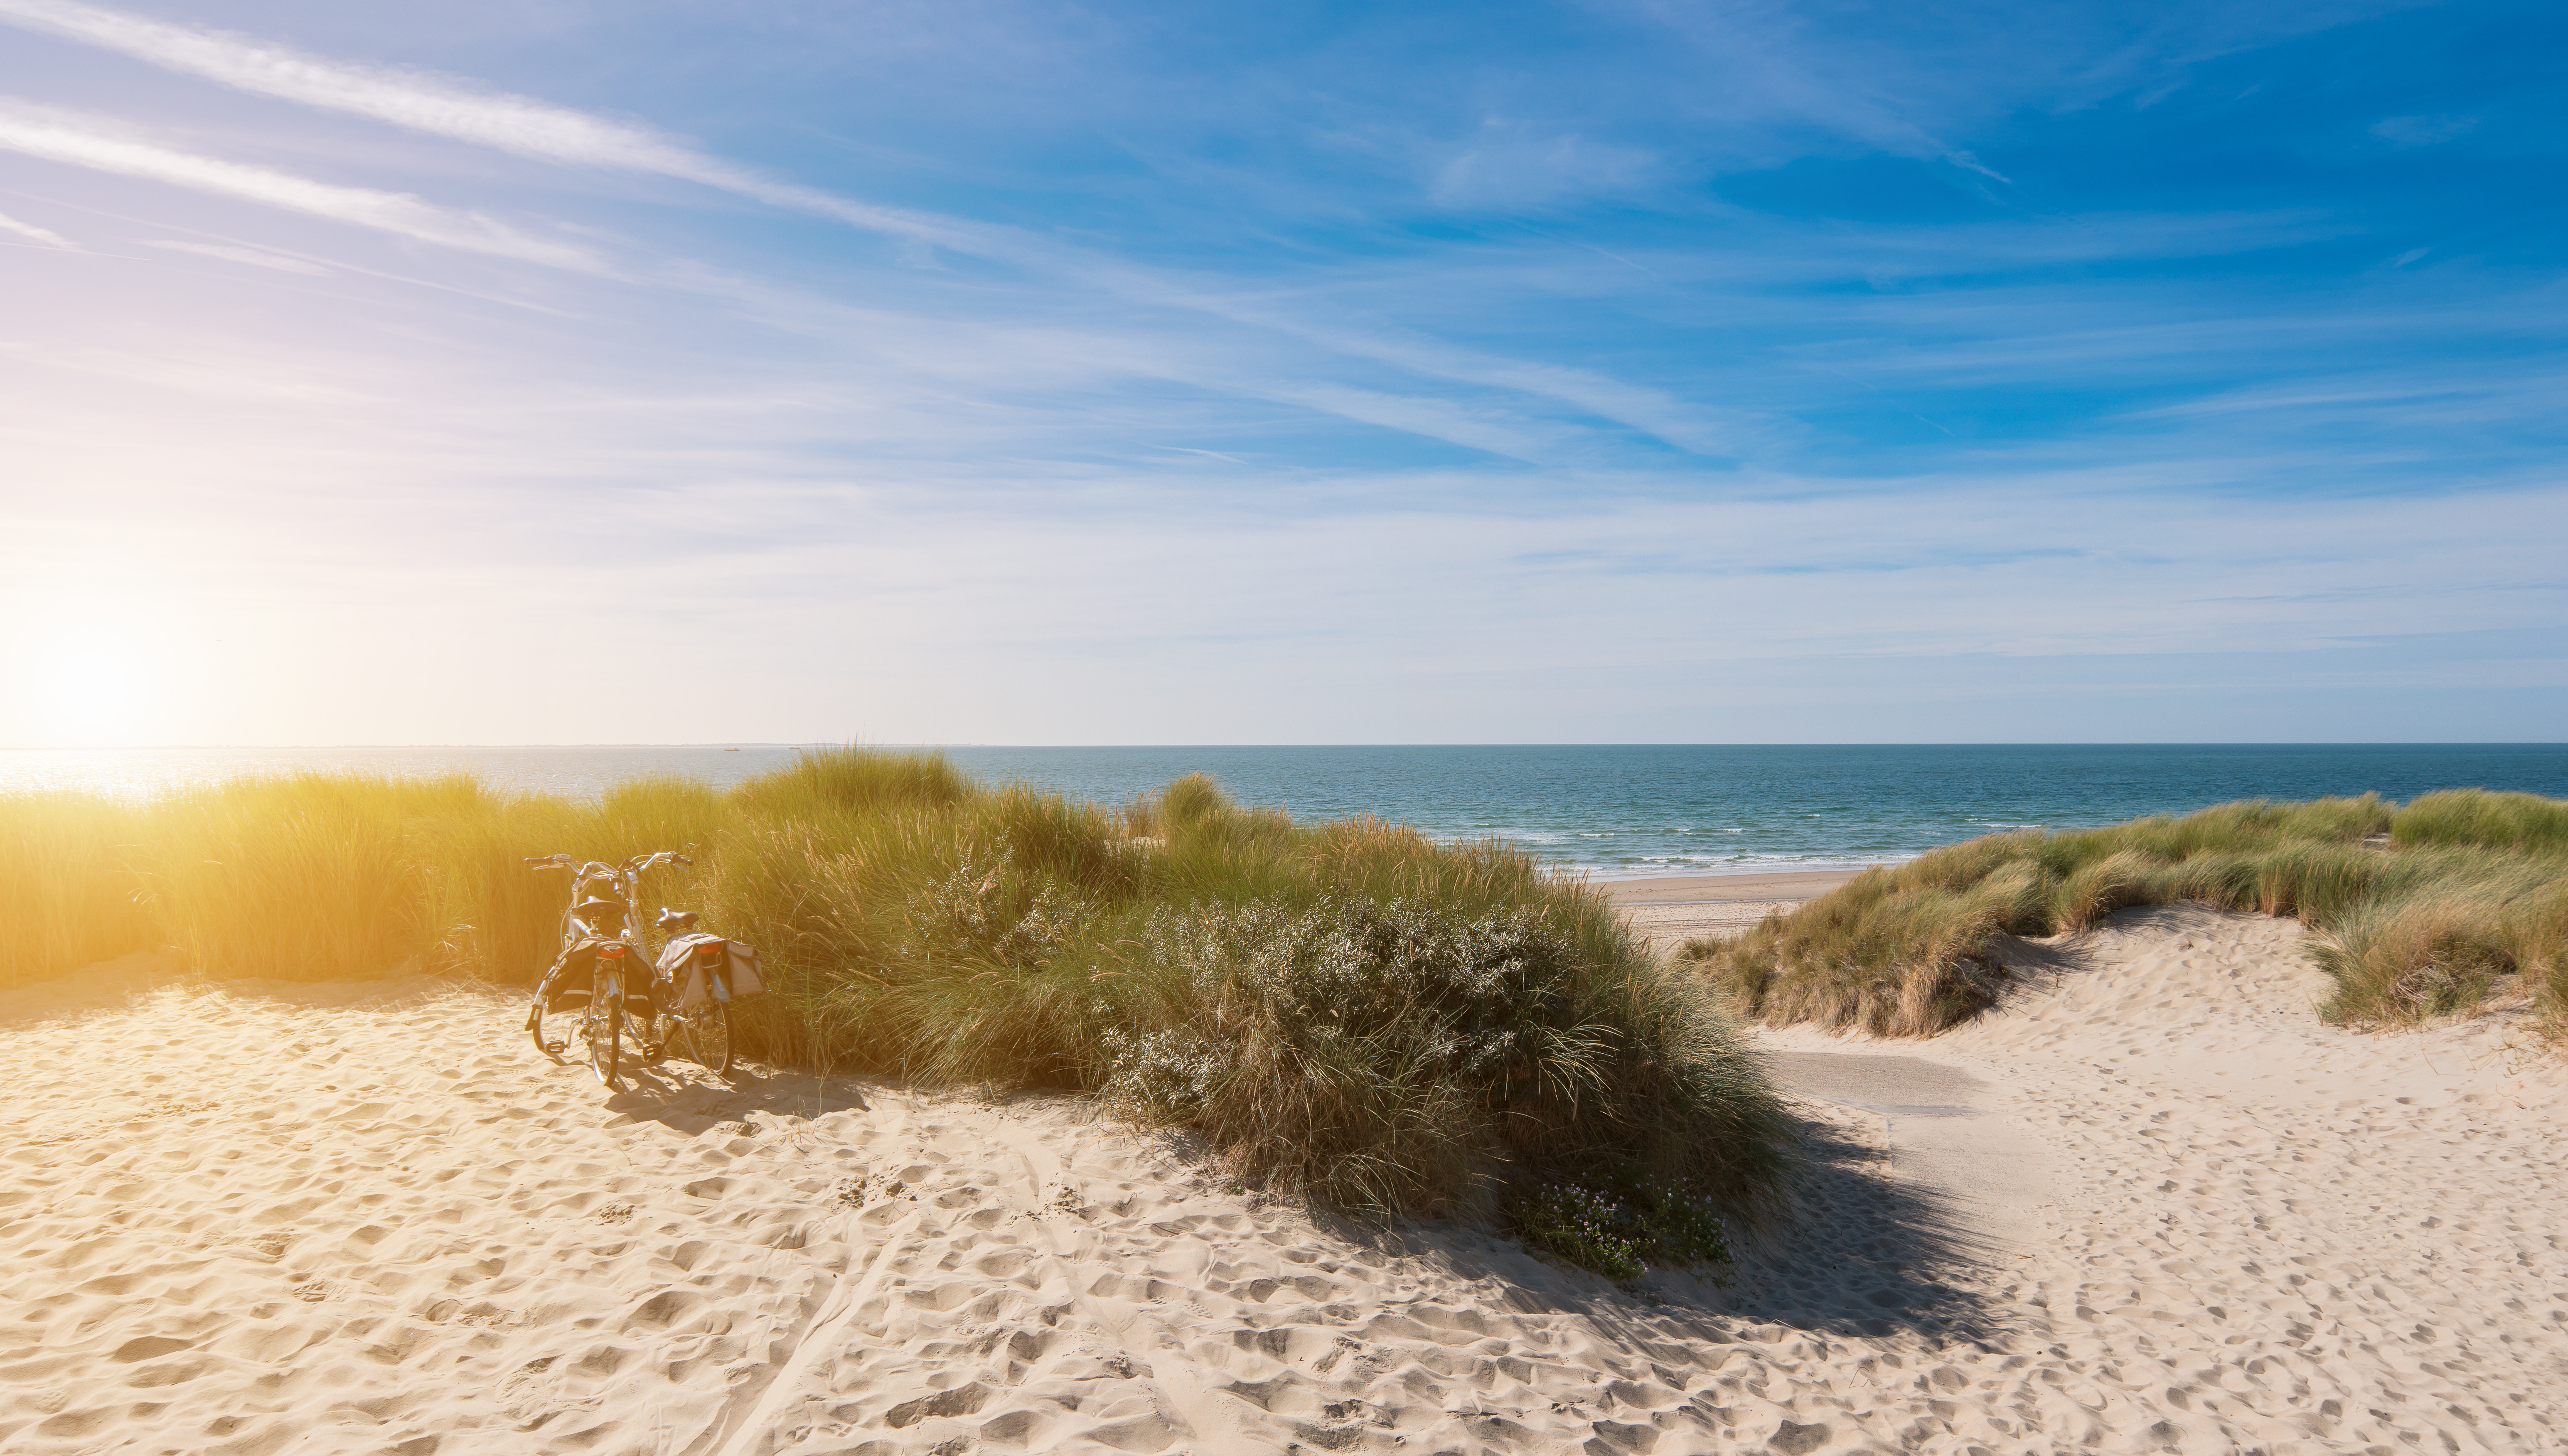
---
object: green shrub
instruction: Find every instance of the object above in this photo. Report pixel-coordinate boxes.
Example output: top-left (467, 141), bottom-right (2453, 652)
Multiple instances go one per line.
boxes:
top-left (1516, 1173), bottom-right (1737, 1281)
top-left (1099, 896), bottom-right (1632, 1214)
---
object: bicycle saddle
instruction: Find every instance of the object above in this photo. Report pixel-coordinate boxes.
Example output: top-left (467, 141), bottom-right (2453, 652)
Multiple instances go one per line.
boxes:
top-left (657, 908), bottom-right (699, 932)
top-left (574, 897), bottom-right (627, 925)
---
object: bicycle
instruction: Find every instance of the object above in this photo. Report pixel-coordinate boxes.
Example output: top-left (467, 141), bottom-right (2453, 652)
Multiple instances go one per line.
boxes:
top-left (522, 850), bottom-right (731, 1087)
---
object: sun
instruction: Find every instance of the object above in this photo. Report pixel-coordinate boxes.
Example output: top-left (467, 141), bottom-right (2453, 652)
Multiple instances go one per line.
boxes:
top-left (6, 577), bottom-right (192, 745)
top-left (52, 648), bottom-right (135, 705)
top-left (33, 637), bottom-right (150, 742)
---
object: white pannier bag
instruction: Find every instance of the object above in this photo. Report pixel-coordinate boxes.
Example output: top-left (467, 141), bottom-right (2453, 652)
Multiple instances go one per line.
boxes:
top-left (655, 933), bottom-right (767, 1011)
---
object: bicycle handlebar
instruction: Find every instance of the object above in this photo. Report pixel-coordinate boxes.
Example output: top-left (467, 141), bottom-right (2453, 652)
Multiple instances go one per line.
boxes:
top-left (525, 851), bottom-right (692, 875)
top-left (525, 851), bottom-right (692, 876)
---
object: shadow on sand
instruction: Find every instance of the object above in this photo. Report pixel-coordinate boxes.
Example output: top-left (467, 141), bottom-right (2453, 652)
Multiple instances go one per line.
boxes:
top-left (1133, 1102), bottom-right (2018, 1351)
top-left (1710, 1114), bottom-right (2014, 1343)
top-left (598, 1056), bottom-right (873, 1136)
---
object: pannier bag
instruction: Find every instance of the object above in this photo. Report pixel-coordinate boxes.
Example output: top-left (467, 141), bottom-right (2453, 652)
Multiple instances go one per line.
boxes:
top-left (529, 937), bottom-right (660, 1027)
top-left (531, 940), bottom-right (608, 1012)
top-left (654, 933), bottom-right (767, 1011)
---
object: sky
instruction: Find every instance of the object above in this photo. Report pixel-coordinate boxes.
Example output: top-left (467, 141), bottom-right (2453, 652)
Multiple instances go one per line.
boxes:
top-left (1, 0), bottom-right (2561, 746)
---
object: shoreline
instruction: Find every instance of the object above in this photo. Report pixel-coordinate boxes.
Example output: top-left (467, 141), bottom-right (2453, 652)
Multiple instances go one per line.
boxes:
top-left (1596, 867), bottom-right (1868, 954)
top-left (1589, 866), bottom-right (1870, 905)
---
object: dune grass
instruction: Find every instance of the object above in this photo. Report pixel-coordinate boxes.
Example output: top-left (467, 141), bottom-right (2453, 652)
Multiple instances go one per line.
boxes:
top-left (1, 792), bottom-right (153, 987)
top-left (1690, 789), bottom-right (2568, 1042)
top-left (2, 750), bottom-right (1787, 1235)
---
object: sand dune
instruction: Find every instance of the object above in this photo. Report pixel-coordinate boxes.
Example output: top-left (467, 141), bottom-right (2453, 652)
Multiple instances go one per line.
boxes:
top-left (7, 905), bottom-right (2565, 1453)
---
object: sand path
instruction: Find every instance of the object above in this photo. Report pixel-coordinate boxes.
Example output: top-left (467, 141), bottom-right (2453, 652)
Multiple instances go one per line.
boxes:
top-left (1751, 904), bottom-right (2568, 1452)
top-left (6, 906), bottom-right (2564, 1454)
top-left (1599, 871), bottom-right (1861, 955)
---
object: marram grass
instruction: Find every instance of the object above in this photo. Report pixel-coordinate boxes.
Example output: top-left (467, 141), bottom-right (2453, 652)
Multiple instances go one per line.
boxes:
top-left (0, 791), bottom-right (152, 985)
top-left (2, 749), bottom-right (1786, 1231)
top-left (1689, 789), bottom-right (2568, 1043)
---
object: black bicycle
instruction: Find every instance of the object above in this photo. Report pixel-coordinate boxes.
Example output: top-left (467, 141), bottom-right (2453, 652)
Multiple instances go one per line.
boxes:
top-left (523, 851), bottom-right (718, 1087)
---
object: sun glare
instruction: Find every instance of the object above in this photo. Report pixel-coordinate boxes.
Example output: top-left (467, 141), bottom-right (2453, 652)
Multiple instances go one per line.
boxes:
top-left (7, 574), bottom-right (202, 745)
top-left (31, 637), bottom-right (152, 742)
top-left (52, 648), bottom-right (136, 708)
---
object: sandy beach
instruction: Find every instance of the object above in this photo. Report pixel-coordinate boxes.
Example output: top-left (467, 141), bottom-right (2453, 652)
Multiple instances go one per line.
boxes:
top-left (7, 904), bottom-right (2564, 1454)
top-left (1598, 869), bottom-right (1864, 954)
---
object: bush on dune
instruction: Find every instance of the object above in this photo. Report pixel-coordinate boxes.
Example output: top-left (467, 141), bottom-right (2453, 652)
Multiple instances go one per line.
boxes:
top-left (1691, 789), bottom-right (2568, 1041)
top-left (1087, 894), bottom-right (1773, 1216)
top-left (709, 754), bottom-right (1786, 1223)
top-left (0, 750), bottom-right (1788, 1242)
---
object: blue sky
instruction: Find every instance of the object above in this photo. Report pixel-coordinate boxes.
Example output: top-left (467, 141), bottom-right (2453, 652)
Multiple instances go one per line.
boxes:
top-left (1, 0), bottom-right (2560, 745)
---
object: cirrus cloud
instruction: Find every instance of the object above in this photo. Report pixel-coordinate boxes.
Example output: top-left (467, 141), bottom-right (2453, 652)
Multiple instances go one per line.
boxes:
top-left (0, 103), bottom-right (601, 267)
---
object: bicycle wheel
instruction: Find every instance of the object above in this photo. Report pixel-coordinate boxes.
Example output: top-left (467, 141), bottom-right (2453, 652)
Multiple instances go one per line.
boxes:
top-left (683, 1003), bottom-right (733, 1075)
top-left (586, 973), bottom-right (622, 1089)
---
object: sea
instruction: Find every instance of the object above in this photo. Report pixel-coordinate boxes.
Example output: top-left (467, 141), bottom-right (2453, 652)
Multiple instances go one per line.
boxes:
top-left (5, 744), bottom-right (2563, 880)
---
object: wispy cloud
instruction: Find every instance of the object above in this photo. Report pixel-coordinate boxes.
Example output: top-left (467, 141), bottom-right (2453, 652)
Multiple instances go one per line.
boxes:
top-left (0, 0), bottom-right (712, 174)
top-left (1427, 122), bottom-right (1661, 210)
top-left (1198, 300), bottom-right (1756, 458)
top-left (2371, 113), bottom-right (2478, 147)
top-left (0, 105), bottom-right (599, 266)
top-left (0, 0), bottom-right (1801, 465)
top-left (0, 0), bottom-right (1001, 253)
top-left (1257, 383), bottom-right (1567, 461)
top-left (145, 239), bottom-right (330, 274)
top-left (0, 205), bottom-right (72, 246)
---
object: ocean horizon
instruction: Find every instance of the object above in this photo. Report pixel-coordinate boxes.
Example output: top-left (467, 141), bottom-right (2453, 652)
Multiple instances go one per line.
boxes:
top-left (7, 742), bottom-right (2563, 879)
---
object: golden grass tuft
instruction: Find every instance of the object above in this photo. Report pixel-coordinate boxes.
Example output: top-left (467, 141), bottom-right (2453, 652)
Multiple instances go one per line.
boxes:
top-left (0, 792), bottom-right (151, 984)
